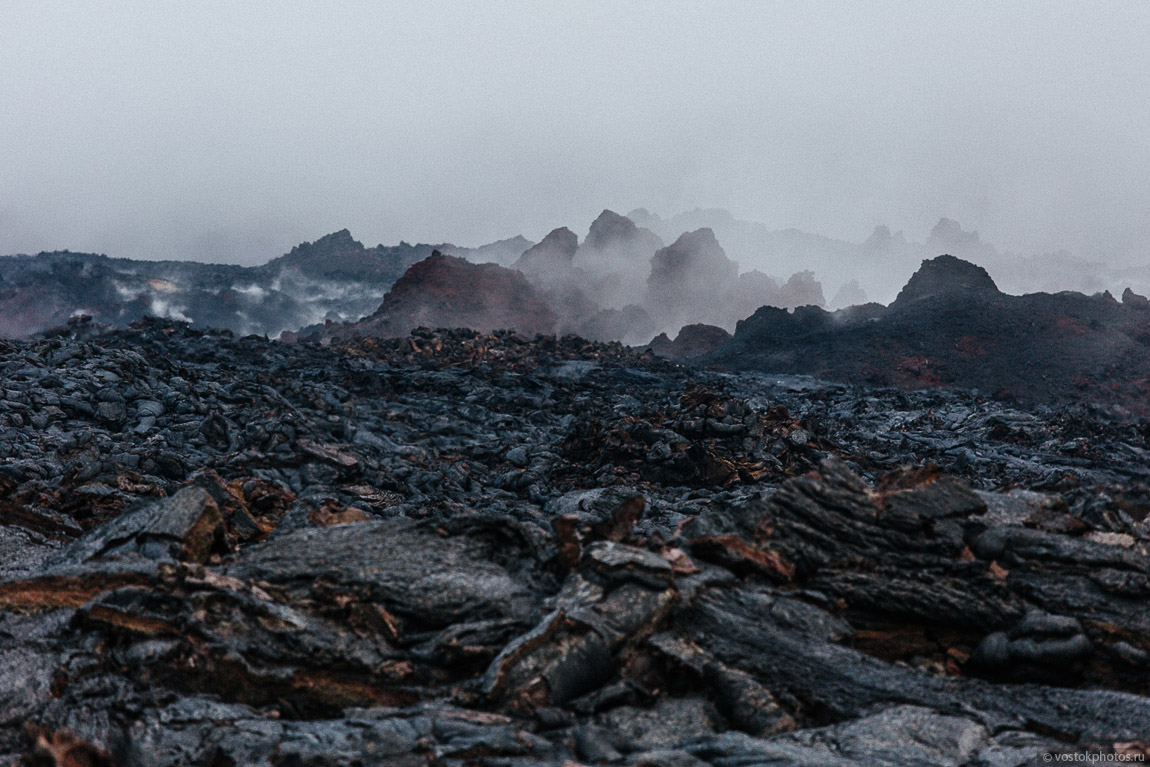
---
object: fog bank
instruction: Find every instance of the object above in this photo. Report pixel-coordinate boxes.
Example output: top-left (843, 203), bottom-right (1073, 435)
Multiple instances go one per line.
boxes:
top-left (2, 2), bottom-right (1148, 269)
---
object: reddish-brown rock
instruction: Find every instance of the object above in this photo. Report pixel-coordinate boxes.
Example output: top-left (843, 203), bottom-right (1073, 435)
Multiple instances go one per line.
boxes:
top-left (324, 251), bottom-right (558, 339)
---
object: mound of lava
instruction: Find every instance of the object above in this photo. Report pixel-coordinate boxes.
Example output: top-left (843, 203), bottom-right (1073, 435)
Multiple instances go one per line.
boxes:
top-left (1, 317), bottom-right (1149, 765)
top-left (316, 251), bottom-right (558, 341)
top-left (705, 255), bottom-right (1150, 414)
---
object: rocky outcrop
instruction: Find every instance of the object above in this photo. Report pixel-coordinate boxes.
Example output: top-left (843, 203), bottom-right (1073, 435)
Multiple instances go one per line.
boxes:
top-left (719, 270), bottom-right (827, 330)
top-left (325, 252), bottom-right (558, 339)
top-left (574, 210), bottom-right (664, 308)
top-left (723, 270), bottom-right (780, 324)
top-left (777, 269), bottom-right (826, 309)
top-left (645, 229), bottom-right (739, 330)
top-left (582, 210), bottom-right (663, 255)
top-left (864, 223), bottom-right (907, 251)
top-left (893, 254), bottom-right (1002, 306)
top-left (467, 234), bottom-right (536, 266)
top-left (927, 217), bottom-right (986, 252)
top-left (646, 323), bottom-right (731, 361)
top-left (1123, 287), bottom-right (1149, 309)
top-left (511, 227), bottom-right (579, 280)
top-left (710, 255), bottom-right (1150, 412)
top-left (265, 228), bottom-right (405, 280)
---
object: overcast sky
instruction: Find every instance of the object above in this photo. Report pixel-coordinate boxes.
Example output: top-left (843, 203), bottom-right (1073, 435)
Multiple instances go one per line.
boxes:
top-left (2, 1), bottom-right (1148, 265)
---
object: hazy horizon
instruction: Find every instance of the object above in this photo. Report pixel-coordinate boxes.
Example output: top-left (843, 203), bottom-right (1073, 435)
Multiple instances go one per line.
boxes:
top-left (3, 2), bottom-right (1148, 267)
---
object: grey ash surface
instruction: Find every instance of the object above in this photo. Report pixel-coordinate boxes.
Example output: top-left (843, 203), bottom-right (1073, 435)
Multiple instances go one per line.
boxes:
top-left (2, 318), bottom-right (1149, 765)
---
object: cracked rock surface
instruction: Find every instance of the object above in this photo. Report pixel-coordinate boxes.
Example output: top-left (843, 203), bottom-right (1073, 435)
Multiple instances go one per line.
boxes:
top-left (2, 318), bottom-right (1149, 765)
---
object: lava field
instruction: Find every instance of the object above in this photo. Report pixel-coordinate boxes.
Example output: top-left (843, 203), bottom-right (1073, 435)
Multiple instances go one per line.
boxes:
top-left (1, 318), bottom-right (1149, 765)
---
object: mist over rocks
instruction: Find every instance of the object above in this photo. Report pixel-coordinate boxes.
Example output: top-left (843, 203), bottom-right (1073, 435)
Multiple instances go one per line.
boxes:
top-left (322, 251), bottom-right (558, 340)
top-left (573, 209), bottom-right (665, 309)
top-left (0, 231), bottom-right (536, 339)
top-left (634, 207), bottom-right (864, 296)
top-left (776, 270), bottom-right (826, 309)
top-left (5, 206), bottom-right (1150, 369)
top-left (261, 228), bottom-right (413, 281)
top-left (571, 304), bottom-right (656, 348)
top-left (582, 209), bottom-right (664, 255)
top-left (863, 223), bottom-right (907, 251)
top-left (511, 226), bottom-right (579, 280)
top-left (0, 209), bottom-right (839, 347)
top-left (310, 242), bottom-right (659, 348)
top-left (0, 252), bottom-right (255, 338)
top-left (508, 227), bottom-right (611, 340)
top-left (829, 278), bottom-right (868, 309)
top-left (722, 270), bottom-right (778, 325)
top-left (510, 214), bottom-right (829, 345)
top-left (464, 234), bottom-right (537, 266)
top-left (306, 211), bottom-right (833, 349)
top-left (258, 227), bottom-right (527, 284)
top-left (926, 217), bottom-right (991, 259)
top-left (634, 209), bottom-right (1150, 306)
top-left (646, 228), bottom-right (739, 330)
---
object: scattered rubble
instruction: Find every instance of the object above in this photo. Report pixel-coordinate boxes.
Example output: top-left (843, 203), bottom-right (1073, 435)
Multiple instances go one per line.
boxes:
top-left (1, 318), bottom-right (1149, 764)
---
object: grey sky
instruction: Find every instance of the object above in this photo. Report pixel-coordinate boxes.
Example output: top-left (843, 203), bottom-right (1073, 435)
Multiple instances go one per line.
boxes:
top-left (2, 1), bottom-right (1148, 265)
